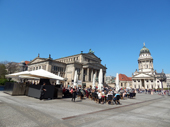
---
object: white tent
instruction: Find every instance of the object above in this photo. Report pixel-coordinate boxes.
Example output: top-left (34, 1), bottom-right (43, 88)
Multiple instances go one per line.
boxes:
top-left (116, 73), bottom-right (120, 91)
top-left (6, 69), bottom-right (64, 80)
top-left (6, 71), bottom-right (30, 77)
top-left (98, 69), bottom-right (103, 91)
top-left (92, 73), bottom-right (96, 89)
top-left (19, 75), bottom-right (40, 80)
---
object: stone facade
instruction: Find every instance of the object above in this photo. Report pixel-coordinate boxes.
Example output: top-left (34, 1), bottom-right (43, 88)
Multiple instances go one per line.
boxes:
top-left (27, 50), bottom-right (107, 87)
top-left (114, 74), bottom-right (132, 88)
top-left (132, 43), bottom-right (166, 89)
top-left (165, 74), bottom-right (170, 88)
top-left (106, 76), bottom-right (115, 84)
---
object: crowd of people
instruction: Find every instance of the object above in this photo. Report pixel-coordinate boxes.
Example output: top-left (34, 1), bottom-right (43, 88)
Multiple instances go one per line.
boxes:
top-left (137, 88), bottom-right (170, 96)
top-left (62, 86), bottom-right (137, 104)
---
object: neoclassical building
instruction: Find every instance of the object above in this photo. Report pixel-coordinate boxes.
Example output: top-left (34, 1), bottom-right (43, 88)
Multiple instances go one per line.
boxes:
top-left (132, 43), bottom-right (166, 89)
top-left (27, 49), bottom-right (107, 87)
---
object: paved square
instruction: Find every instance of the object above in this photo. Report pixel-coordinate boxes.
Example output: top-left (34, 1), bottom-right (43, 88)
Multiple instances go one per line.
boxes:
top-left (0, 92), bottom-right (170, 127)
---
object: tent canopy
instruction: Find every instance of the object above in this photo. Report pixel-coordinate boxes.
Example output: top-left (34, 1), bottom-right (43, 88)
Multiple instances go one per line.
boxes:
top-left (6, 69), bottom-right (64, 80)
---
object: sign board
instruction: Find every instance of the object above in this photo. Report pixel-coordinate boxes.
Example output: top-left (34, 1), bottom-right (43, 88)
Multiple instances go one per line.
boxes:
top-left (77, 80), bottom-right (82, 85)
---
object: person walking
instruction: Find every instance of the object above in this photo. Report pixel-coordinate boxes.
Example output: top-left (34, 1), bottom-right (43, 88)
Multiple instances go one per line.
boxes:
top-left (40, 82), bottom-right (46, 100)
top-left (72, 87), bottom-right (77, 102)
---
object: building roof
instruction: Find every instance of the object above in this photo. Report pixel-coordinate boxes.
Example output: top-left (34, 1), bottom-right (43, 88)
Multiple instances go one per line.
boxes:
top-left (25, 61), bottom-right (30, 65)
top-left (140, 45), bottom-right (151, 56)
top-left (115, 74), bottom-right (132, 81)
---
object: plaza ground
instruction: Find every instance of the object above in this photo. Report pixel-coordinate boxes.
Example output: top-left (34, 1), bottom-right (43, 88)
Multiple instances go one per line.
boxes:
top-left (0, 91), bottom-right (170, 127)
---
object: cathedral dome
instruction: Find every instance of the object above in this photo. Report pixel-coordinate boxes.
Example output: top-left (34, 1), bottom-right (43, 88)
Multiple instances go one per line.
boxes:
top-left (139, 43), bottom-right (151, 55)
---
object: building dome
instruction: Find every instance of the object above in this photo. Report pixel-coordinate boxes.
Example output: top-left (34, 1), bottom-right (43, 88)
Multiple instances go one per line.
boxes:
top-left (139, 44), bottom-right (151, 56)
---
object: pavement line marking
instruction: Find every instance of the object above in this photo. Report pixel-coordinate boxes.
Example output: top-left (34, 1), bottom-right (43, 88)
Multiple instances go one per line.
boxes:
top-left (62, 97), bottom-right (163, 120)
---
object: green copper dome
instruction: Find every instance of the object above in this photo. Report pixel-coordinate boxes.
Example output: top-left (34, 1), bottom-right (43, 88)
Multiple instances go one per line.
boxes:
top-left (139, 44), bottom-right (151, 55)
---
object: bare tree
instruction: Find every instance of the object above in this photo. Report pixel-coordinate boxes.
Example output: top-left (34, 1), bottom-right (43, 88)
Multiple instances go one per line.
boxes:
top-left (5, 62), bottom-right (19, 74)
top-left (0, 61), bottom-right (10, 64)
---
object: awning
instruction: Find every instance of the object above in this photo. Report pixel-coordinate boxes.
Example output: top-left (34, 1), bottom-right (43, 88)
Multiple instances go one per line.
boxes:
top-left (6, 69), bottom-right (64, 80)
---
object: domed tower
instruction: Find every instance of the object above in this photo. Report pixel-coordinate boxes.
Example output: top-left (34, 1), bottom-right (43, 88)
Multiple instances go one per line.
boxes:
top-left (138, 43), bottom-right (154, 72)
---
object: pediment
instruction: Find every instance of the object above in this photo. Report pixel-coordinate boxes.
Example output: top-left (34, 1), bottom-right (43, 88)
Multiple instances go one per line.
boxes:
top-left (83, 53), bottom-right (101, 61)
top-left (30, 58), bottom-right (46, 64)
top-left (134, 73), bottom-right (152, 78)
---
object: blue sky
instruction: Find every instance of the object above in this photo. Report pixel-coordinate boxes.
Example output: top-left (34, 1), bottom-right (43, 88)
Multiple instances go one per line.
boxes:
top-left (0, 0), bottom-right (170, 77)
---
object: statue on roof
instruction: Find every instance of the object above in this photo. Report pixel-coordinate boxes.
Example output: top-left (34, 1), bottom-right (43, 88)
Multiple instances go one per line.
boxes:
top-left (143, 42), bottom-right (145, 46)
top-left (89, 49), bottom-right (94, 54)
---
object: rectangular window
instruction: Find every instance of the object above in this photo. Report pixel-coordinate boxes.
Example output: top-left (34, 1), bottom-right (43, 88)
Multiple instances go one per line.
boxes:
top-left (36, 67), bottom-right (38, 70)
top-left (39, 66), bottom-right (41, 69)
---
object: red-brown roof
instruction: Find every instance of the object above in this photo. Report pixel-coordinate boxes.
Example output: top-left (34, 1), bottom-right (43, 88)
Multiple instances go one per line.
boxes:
top-left (25, 61), bottom-right (30, 65)
top-left (115, 74), bottom-right (132, 81)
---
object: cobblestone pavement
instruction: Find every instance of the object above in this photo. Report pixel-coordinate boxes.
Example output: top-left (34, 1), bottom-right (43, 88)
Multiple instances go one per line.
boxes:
top-left (0, 92), bottom-right (170, 127)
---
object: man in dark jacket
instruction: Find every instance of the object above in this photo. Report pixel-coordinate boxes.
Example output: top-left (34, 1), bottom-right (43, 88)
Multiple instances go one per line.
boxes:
top-left (72, 87), bottom-right (77, 102)
top-left (40, 82), bottom-right (46, 100)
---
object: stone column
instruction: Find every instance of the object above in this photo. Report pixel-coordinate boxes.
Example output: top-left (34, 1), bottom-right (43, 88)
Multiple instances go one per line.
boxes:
top-left (81, 68), bottom-right (84, 81)
top-left (104, 72), bottom-right (106, 84)
top-left (95, 70), bottom-right (98, 82)
top-left (91, 69), bottom-right (93, 82)
top-left (140, 79), bottom-right (142, 88)
top-left (72, 67), bottom-right (75, 80)
top-left (46, 63), bottom-right (49, 71)
top-left (144, 80), bottom-right (147, 88)
top-left (87, 68), bottom-right (89, 81)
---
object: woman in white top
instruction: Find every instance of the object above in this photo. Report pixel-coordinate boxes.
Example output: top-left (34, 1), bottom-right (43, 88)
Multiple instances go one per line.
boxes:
top-left (98, 91), bottom-right (102, 103)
